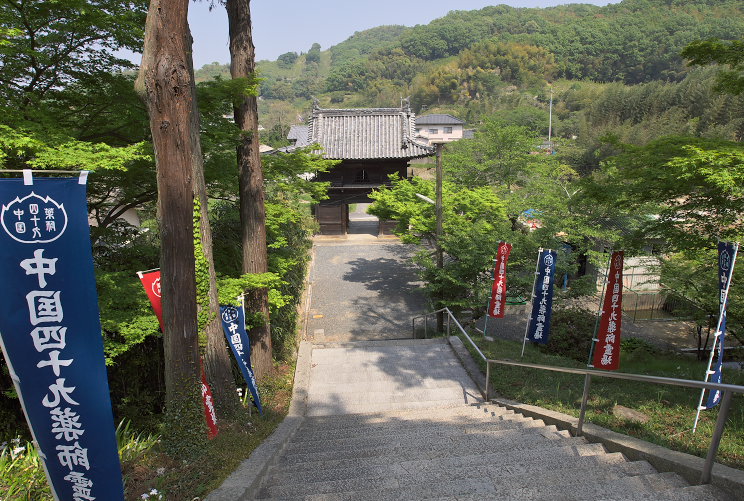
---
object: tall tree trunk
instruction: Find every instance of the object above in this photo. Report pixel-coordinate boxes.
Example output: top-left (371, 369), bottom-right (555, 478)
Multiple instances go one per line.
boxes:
top-left (226, 0), bottom-right (273, 379)
top-left (190, 108), bottom-right (244, 421)
top-left (135, 0), bottom-right (205, 455)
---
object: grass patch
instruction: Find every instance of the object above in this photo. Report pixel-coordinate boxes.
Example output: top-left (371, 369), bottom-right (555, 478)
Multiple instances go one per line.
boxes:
top-left (0, 362), bottom-right (295, 500)
top-left (459, 332), bottom-right (744, 470)
top-left (123, 361), bottom-right (295, 500)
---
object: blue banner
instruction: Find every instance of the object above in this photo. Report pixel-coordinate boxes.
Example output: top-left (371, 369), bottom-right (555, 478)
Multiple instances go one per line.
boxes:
top-left (706, 242), bottom-right (737, 409)
top-left (0, 175), bottom-right (124, 500)
top-left (526, 249), bottom-right (557, 344)
top-left (220, 304), bottom-right (262, 414)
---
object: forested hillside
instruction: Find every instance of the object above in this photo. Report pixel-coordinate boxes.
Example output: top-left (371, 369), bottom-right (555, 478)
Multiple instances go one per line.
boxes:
top-left (191, 0), bottom-right (744, 147)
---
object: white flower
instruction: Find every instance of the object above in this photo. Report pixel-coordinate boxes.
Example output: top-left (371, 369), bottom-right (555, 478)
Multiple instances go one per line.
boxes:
top-left (237, 388), bottom-right (243, 397)
top-left (150, 488), bottom-right (160, 495)
top-left (156, 467), bottom-right (166, 476)
top-left (140, 494), bottom-right (149, 500)
top-left (12, 446), bottom-right (25, 457)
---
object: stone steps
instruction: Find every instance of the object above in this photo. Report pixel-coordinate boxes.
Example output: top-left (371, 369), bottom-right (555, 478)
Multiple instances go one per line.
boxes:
top-left (250, 403), bottom-right (726, 500)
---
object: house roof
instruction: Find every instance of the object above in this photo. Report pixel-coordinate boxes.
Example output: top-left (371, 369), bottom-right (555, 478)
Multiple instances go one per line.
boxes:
top-left (415, 113), bottom-right (466, 126)
top-left (287, 125), bottom-right (311, 147)
top-left (307, 105), bottom-right (435, 160)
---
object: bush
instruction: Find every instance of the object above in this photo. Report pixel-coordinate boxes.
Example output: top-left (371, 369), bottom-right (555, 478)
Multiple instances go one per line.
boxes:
top-left (538, 307), bottom-right (596, 362)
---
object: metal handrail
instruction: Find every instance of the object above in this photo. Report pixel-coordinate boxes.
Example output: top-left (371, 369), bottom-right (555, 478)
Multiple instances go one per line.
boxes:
top-left (412, 307), bottom-right (744, 486)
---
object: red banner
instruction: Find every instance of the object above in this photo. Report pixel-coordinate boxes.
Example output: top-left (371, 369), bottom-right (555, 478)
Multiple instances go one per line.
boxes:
top-left (593, 251), bottom-right (624, 370)
top-left (488, 242), bottom-right (513, 318)
top-left (138, 270), bottom-right (163, 332)
top-left (200, 359), bottom-right (219, 439)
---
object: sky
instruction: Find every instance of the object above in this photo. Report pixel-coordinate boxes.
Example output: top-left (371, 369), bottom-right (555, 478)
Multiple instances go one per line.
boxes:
top-left (183, 0), bottom-right (622, 69)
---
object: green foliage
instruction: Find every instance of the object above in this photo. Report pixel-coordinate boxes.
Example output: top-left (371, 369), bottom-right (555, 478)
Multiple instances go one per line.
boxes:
top-left (263, 147), bottom-right (336, 202)
top-left (443, 118), bottom-right (539, 189)
top-left (116, 419), bottom-right (160, 464)
top-left (0, 420), bottom-right (159, 499)
top-left (537, 307), bottom-right (596, 362)
top-left (194, 61), bottom-right (231, 82)
top-left (683, 38), bottom-right (744, 95)
top-left (0, 0), bottom-right (147, 111)
top-left (329, 25), bottom-right (408, 66)
top-left (193, 198), bottom-right (214, 343)
top-left (369, 175), bottom-right (511, 313)
top-left (97, 270), bottom-right (162, 363)
top-left (305, 42), bottom-right (321, 64)
top-left (0, 440), bottom-right (52, 499)
top-left (589, 136), bottom-right (744, 249)
top-left (276, 51), bottom-right (299, 69)
top-left (162, 382), bottom-right (207, 460)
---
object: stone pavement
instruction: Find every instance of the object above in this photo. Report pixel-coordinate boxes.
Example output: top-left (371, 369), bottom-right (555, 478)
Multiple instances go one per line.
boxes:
top-left (306, 339), bottom-right (481, 416)
top-left (306, 239), bottom-right (427, 342)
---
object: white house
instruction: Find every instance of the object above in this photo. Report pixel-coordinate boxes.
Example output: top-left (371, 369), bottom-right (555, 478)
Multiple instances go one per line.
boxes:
top-left (414, 114), bottom-right (466, 145)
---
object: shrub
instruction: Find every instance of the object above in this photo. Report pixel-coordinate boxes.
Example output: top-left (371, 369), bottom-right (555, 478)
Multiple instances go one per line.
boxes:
top-left (538, 307), bottom-right (596, 362)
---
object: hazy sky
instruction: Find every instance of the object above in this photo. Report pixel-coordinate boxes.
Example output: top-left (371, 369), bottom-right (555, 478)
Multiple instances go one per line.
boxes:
top-left (184, 0), bottom-right (622, 69)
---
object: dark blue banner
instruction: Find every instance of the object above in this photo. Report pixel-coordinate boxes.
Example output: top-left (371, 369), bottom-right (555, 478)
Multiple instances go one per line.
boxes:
top-left (220, 304), bottom-right (262, 414)
top-left (526, 249), bottom-right (557, 344)
top-left (706, 242), bottom-right (737, 409)
top-left (0, 174), bottom-right (124, 500)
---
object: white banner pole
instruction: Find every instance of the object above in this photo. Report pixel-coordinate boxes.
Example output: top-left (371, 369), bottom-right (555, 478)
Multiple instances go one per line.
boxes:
top-left (522, 248), bottom-right (543, 357)
top-left (693, 242), bottom-right (738, 432)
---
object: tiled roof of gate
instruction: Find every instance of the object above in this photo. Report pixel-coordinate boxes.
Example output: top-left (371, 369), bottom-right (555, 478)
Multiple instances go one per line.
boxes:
top-left (308, 106), bottom-right (435, 160)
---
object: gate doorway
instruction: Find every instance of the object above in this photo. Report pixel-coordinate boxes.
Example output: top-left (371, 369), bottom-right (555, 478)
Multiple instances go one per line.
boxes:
top-left (347, 203), bottom-right (379, 236)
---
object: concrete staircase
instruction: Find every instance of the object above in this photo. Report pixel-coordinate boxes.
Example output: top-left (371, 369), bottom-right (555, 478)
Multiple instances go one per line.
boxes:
top-left (251, 403), bottom-right (726, 500)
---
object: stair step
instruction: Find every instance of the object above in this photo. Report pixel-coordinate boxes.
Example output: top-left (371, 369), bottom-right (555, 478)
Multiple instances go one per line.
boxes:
top-left (296, 404), bottom-right (515, 434)
top-left (264, 449), bottom-right (630, 488)
top-left (283, 424), bottom-right (570, 456)
top-left (278, 430), bottom-right (582, 467)
top-left (293, 415), bottom-right (543, 444)
top-left (289, 419), bottom-right (549, 453)
top-left (274, 441), bottom-right (609, 476)
top-left (599, 483), bottom-right (730, 501)
top-left (258, 462), bottom-right (666, 499)
top-left (305, 398), bottom-right (482, 416)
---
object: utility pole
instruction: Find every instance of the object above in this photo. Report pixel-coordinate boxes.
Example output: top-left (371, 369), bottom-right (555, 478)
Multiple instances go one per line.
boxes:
top-left (435, 142), bottom-right (444, 333)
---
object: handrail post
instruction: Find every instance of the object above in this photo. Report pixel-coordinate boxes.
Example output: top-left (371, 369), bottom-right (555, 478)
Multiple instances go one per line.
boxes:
top-left (412, 317), bottom-right (416, 339)
top-left (446, 312), bottom-right (451, 338)
top-left (485, 361), bottom-right (491, 401)
top-left (701, 390), bottom-right (733, 484)
top-left (577, 373), bottom-right (592, 436)
top-left (424, 315), bottom-right (428, 339)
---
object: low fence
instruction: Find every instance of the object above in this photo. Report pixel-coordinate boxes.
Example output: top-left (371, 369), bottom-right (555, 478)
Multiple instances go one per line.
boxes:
top-left (624, 288), bottom-right (700, 322)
